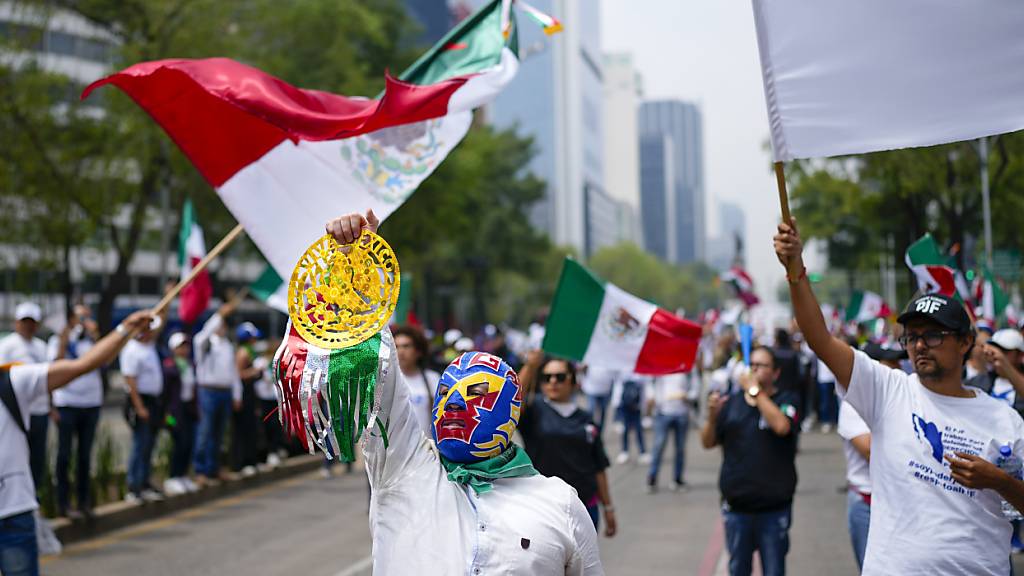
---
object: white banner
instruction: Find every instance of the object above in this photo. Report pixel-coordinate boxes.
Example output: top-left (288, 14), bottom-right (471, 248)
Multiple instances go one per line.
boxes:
top-left (751, 0), bottom-right (1024, 161)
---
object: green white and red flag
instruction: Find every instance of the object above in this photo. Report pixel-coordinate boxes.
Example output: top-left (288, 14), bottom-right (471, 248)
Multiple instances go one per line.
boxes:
top-left (845, 290), bottom-right (890, 324)
top-left (177, 199), bottom-right (212, 324)
top-left (720, 266), bottom-right (760, 308)
top-left (905, 234), bottom-right (959, 297)
top-left (84, 0), bottom-right (543, 299)
top-left (973, 267), bottom-right (1009, 323)
top-left (542, 259), bottom-right (703, 375)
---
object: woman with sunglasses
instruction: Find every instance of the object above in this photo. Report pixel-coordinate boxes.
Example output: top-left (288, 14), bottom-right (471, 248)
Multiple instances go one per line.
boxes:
top-left (518, 351), bottom-right (617, 537)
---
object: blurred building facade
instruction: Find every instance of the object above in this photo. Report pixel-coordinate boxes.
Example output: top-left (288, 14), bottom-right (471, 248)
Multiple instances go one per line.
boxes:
top-left (638, 100), bottom-right (705, 265)
top-left (602, 52), bottom-right (643, 248)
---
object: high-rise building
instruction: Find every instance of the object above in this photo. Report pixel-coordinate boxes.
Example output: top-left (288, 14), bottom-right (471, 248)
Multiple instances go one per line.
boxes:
top-left (638, 100), bottom-right (705, 264)
top-left (464, 0), bottom-right (605, 255)
top-left (707, 201), bottom-right (746, 272)
top-left (404, 0), bottom-right (453, 45)
top-left (602, 53), bottom-right (642, 247)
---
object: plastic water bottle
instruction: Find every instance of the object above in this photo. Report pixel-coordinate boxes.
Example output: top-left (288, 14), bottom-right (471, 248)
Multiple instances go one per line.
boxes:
top-left (996, 444), bottom-right (1023, 521)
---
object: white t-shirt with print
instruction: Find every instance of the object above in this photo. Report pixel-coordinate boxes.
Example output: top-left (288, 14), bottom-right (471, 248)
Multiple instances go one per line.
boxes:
top-left (0, 364), bottom-right (48, 519)
top-left (0, 333), bottom-right (49, 414)
top-left (844, 350), bottom-right (1024, 576)
top-left (119, 340), bottom-right (164, 396)
top-left (837, 400), bottom-right (870, 494)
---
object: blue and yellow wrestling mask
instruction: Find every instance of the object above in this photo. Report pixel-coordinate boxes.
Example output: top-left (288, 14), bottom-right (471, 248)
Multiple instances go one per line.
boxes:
top-left (432, 352), bottom-right (522, 463)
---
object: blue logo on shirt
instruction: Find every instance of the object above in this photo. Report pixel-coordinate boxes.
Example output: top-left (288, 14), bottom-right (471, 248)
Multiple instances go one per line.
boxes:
top-left (912, 413), bottom-right (944, 463)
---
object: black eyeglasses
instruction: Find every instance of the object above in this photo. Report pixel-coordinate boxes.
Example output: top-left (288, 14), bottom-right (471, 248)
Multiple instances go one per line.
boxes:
top-left (749, 362), bottom-right (774, 370)
top-left (542, 372), bottom-right (570, 383)
top-left (898, 330), bottom-right (958, 349)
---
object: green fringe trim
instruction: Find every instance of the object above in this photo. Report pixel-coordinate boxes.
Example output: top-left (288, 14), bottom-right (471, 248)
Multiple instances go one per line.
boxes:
top-left (326, 333), bottom-right (382, 462)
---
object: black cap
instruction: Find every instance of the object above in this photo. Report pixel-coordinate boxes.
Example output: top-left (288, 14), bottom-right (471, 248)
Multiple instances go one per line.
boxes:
top-left (896, 294), bottom-right (972, 333)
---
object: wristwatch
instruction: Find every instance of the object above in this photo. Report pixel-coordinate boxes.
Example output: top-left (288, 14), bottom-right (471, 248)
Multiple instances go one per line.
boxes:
top-left (747, 385), bottom-right (761, 398)
top-left (115, 323), bottom-right (129, 337)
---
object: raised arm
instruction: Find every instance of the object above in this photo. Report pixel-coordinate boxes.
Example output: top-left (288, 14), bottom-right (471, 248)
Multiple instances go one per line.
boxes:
top-left (47, 311), bottom-right (154, 391)
top-left (774, 220), bottom-right (854, 390)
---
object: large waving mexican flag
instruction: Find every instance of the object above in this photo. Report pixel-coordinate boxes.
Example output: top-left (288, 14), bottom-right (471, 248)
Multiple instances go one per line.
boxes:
top-left (543, 259), bottom-right (703, 375)
top-left (84, 0), bottom-right (530, 298)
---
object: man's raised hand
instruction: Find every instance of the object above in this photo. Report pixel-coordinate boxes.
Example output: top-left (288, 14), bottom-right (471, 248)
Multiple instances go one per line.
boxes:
top-left (327, 210), bottom-right (380, 246)
top-left (773, 219), bottom-right (804, 271)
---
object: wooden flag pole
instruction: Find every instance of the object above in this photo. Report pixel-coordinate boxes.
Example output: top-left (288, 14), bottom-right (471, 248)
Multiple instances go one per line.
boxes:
top-left (774, 161), bottom-right (801, 278)
top-left (153, 223), bottom-right (246, 316)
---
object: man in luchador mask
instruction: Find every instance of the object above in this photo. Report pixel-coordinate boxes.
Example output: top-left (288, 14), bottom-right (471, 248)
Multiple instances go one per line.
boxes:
top-left (276, 212), bottom-right (603, 576)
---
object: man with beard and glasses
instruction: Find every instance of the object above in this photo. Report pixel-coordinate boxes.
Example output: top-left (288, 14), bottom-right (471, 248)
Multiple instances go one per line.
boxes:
top-left (775, 219), bottom-right (1024, 576)
top-left (274, 211), bottom-right (603, 576)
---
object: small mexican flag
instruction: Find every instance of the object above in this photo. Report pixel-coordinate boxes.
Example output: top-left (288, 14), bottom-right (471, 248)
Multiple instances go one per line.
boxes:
top-left (845, 290), bottom-right (890, 324)
top-left (905, 234), bottom-right (958, 297)
top-left (720, 266), bottom-right (760, 308)
top-left (974, 267), bottom-right (1009, 323)
top-left (542, 259), bottom-right (702, 375)
top-left (178, 199), bottom-right (212, 324)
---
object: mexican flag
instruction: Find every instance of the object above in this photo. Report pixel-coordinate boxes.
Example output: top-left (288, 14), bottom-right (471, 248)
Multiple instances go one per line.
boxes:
top-left (178, 199), bottom-right (212, 324)
top-left (974, 267), bottom-right (1009, 323)
top-left (84, 0), bottom-right (538, 297)
top-left (845, 290), bottom-right (890, 324)
top-left (905, 234), bottom-right (959, 297)
top-left (720, 266), bottom-right (760, 308)
top-left (542, 259), bottom-right (702, 375)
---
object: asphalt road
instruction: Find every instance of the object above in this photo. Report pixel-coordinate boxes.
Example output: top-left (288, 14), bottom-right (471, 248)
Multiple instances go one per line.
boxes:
top-left (42, 425), bottom-right (871, 576)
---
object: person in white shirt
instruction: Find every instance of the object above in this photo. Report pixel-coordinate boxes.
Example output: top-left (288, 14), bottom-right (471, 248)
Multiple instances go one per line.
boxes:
top-left (579, 365), bottom-right (616, 431)
top-left (120, 322), bottom-right (166, 503)
top-left (192, 295), bottom-right (244, 485)
top-left (776, 220), bottom-right (1024, 576)
top-left (644, 372), bottom-right (698, 492)
top-left (47, 305), bottom-right (104, 518)
top-left (281, 211), bottom-right (603, 575)
top-left (392, 324), bottom-right (440, 439)
top-left (163, 332), bottom-right (199, 496)
top-left (0, 302), bottom-right (50, 494)
top-left (1, 310), bottom-right (153, 576)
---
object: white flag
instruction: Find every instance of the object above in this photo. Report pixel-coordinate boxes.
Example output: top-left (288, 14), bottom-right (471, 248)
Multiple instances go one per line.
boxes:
top-left (751, 0), bottom-right (1024, 161)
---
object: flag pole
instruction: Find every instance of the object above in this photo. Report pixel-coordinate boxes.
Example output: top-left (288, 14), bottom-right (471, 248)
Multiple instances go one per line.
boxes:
top-left (153, 223), bottom-right (246, 316)
top-left (774, 161), bottom-right (801, 278)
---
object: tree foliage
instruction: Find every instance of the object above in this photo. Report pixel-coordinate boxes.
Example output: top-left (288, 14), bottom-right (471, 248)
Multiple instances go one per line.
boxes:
top-left (787, 131), bottom-right (1024, 300)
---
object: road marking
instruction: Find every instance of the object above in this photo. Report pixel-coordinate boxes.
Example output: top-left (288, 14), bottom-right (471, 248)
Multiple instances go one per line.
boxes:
top-left (41, 471), bottom-right (319, 566)
top-left (334, 554), bottom-right (373, 576)
top-left (697, 517), bottom-right (725, 576)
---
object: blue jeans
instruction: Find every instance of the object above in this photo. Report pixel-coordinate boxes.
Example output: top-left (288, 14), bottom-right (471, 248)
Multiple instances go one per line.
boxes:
top-left (723, 505), bottom-right (792, 576)
top-left (621, 410), bottom-right (645, 454)
top-left (587, 394), bottom-right (612, 431)
top-left (817, 381), bottom-right (838, 425)
top-left (55, 406), bottom-right (100, 512)
top-left (586, 503), bottom-right (600, 531)
top-left (648, 412), bottom-right (688, 484)
top-left (194, 387), bottom-right (232, 477)
top-left (127, 399), bottom-right (159, 493)
top-left (846, 490), bottom-right (870, 571)
top-left (28, 414), bottom-right (48, 492)
top-left (0, 511), bottom-right (38, 576)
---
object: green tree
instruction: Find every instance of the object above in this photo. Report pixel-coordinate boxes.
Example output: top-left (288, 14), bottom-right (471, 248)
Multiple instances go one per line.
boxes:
top-left (2, 0), bottom-right (418, 328)
top-left (787, 131), bottom-right (1024, 301)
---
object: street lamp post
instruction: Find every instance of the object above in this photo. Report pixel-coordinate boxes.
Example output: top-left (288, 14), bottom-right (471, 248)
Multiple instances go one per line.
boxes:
top-left (980, 137), bottom-right (993, 271)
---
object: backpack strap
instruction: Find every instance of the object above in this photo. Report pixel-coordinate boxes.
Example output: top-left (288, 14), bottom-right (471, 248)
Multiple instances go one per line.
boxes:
top-left (0, 368), bottom-right (28, 437)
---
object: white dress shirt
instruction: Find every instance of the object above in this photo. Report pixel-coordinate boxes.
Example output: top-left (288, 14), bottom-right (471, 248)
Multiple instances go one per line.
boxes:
top-left (0, 333), bottom-right (50, 414)
top-left (360, 330), bottom-right (604, 576)
top-left (193, 314), bottom-right (242, 402)
top-left (119, 340), bottom-right (163, 396)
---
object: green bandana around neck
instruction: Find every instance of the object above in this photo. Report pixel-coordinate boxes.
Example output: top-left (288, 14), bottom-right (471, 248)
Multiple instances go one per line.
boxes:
top-left (440, 444), bottom-right (538, 495)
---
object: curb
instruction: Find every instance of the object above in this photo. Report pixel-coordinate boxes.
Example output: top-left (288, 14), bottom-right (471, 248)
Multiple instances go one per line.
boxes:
top-left (51, 454), bottom-right (325, 544)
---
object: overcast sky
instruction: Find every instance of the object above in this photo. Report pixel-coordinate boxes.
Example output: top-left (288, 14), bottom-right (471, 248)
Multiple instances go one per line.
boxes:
top-left (601, 1), bottom-right (784, 302)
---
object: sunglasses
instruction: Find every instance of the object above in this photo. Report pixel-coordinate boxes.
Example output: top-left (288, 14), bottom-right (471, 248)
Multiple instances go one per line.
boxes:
top-left (542, 372), bottom-right (570, 383)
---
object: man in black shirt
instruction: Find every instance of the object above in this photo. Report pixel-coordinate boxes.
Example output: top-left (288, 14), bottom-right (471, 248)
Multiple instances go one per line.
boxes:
top-left (701, 346), bottom-right (800, 576)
